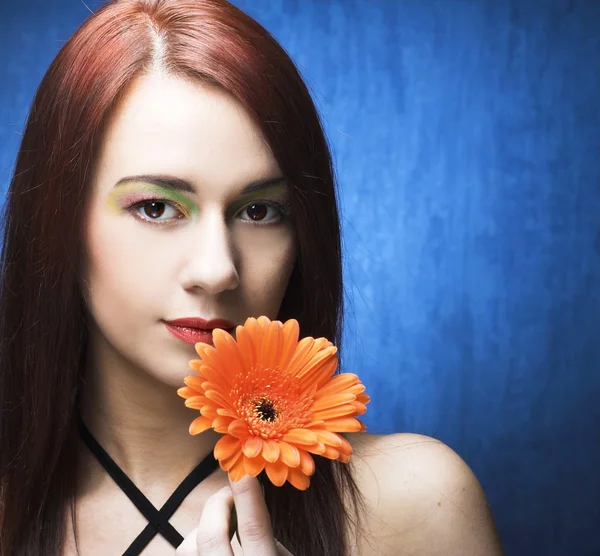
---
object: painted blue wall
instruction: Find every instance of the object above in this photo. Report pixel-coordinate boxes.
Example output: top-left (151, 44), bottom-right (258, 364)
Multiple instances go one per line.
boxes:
top-left (1, 1), bottom-right (599, 554)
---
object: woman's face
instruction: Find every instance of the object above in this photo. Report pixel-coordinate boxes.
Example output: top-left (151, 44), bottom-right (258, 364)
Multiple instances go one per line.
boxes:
top-left (81, 72), bottom-right (296, 387)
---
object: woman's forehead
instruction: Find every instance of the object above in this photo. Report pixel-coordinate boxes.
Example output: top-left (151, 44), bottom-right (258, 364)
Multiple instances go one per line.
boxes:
top-left (92, 72), bottom-right (280, 197)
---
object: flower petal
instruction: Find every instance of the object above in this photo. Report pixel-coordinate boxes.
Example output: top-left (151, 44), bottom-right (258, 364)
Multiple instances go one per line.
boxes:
top-left (195, 363), bottom-right (228, 388)
top-left (265, 460), bottom-right (289, 487)
top-left (184, 375), bottom-right (206, 391)
top-left (188, 359), bottom-right (203, 374)
top-left (177, 386), bottom-right (198, 399)
top-left (184, 395), bottom-right (209, 410)
top-left (242, 436), bottom-right (264, 459)
top-left (262, 439), bottom-right (281, 463)
top-left (279, 319), bottom-right (300, 370)
top-left (282, 428), bottom-right (318, 445)
top-left (243, 455), bottom-right (266, 477)
top-left (321, 418), bottom-right (362, 433)
top-left (286, 337), bottom-right (315, 377)
top-left (194, 341), bottom-right (213, 357)
top-left (278, 441), bottom-right (300, 468)
top-left (220, 449), bottom-right (242, 471)
top-left (212, 415), bottom-right (234, 433)
top-left (196, 343), bottom-right (235, 389)
top-left (200, 405), bottom-right (219, 420)
top-left (256, 315), bottom-right (272, 329)
top-left (351, 402), bottom-right (368, 416)
top-left (296, 346), bottom-right (337, 381)
top-left (189, 416), bottom-right (212, 435)
top-left (311, 404), bottom-right (357, 421)
top-left (336, 434), bottom-right (353, 457)
top-left (216, 407), bottom-right (239, 418)
top-left (311, 393), bottom-right (356, 413)
top-left (298, 449), bottom-right (316, 476)
top-left (314, 373), bottom-right (361, 398)
top-left (236, 324), bottom-right (257, 372)
top-left (322, 446), bottom-right (341, 460)
top-left (228, 419), bottom-right (250, 438)
top-left (213, 329), bottom-right (246, 378)
top-left (214, 435), bottom-right (241, 460)
top-left (303, 441), bottom-right (326, 455)
top-left (204, 389), bottom-right (233, 409)
top-left (260, 320), bottom-right (283, 370)
top-left (194, 345), bottom-right (219, 370)
top-left (346, 384), bottom-right (367, 396)
top-left (245, 317), bottom-right (265, 348)
top-left (291, 338), bottom-right (335, 380)
top-left (356, 393), bottom-right (370, 404)
top-left (313, 430), bottom-right (344, 448)
top-left (299, 356), bottom-right (339, 391)
top-left (229, 457), bottom-right (247, 481)
top-left (287, 467), bottom-right (311, 490)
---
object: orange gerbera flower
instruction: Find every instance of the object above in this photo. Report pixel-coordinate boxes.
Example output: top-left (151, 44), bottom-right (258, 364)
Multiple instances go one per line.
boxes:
top-left (177, 316), bottom-right (369, 490)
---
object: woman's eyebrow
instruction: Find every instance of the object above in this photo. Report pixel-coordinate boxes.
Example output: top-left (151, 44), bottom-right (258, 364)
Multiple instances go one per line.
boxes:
top-left (113, 174), bottom-right (287, 196)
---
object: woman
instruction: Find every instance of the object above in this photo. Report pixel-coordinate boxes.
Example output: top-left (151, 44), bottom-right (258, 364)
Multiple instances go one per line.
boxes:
top-left (0, 0), bottom-right (504, 554)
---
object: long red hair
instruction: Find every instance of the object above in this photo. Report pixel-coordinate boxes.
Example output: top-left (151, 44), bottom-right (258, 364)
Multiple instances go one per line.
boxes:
top-left (0, 1), bottom-right (364, 554)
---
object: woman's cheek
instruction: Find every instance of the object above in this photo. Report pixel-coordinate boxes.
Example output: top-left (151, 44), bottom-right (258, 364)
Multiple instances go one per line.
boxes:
top-left (238, 229), bottom-right (296, 309)
top-left (82, 211), bottom-right (166, 332)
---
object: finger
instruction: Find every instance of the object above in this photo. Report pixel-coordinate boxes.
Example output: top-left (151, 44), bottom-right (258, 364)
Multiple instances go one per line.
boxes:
top-left (229, 475), bottom-right (279, 555)
top-left (176, 528), bottom-right (198, 556)
top-left (194, 485), bottom-right (235, 555)
top-left (230, 534), bottom-right (243, 556)
top-left (230, 535), bottom-right (293, 556)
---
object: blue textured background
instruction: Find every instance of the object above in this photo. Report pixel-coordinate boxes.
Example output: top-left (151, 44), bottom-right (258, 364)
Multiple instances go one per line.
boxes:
top-left (1, 1), bottom-right (599, 554)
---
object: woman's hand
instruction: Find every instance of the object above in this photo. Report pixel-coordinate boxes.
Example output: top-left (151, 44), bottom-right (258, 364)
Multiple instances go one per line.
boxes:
top-left (176, 475), bottom-right (294, 556)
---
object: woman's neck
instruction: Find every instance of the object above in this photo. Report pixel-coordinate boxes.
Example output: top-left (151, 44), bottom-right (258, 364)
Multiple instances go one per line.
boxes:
top-left (78, 342), bottom-right (220, 495)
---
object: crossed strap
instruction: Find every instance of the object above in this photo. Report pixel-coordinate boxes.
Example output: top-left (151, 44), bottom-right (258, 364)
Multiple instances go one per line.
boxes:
top-left (78, 416), bottom-right (220, 555)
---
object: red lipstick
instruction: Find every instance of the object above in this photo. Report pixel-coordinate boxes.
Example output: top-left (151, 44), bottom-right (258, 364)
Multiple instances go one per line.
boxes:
top-left (163, 317), bottom-right (235, 345)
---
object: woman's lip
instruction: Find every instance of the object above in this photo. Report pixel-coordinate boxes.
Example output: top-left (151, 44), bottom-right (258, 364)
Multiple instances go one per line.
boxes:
top-left (164, 317), bottom-right (236, 329)
top-left (163, 322), bottom-right (234, 345)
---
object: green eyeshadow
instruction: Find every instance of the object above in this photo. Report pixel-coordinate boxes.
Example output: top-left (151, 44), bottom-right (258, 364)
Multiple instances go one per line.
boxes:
top-left (105, 183), bottom-right (199, 217)
top-left (227, 182), bottom-right (289, 216)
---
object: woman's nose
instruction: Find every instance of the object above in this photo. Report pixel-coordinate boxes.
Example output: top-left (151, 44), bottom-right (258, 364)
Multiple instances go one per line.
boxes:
top-left (178, 211), bottom-right (239, 295)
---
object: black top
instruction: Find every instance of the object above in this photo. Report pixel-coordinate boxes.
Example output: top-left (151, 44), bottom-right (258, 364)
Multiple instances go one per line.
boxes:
top-left (78, 417), bottom-right (220, 555)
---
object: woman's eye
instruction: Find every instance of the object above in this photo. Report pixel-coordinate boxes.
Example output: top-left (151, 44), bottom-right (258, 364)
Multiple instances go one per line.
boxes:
top-left (237, 202), bottom-right (287, 224)
top-left (130, 200), bottom-right (184, 223)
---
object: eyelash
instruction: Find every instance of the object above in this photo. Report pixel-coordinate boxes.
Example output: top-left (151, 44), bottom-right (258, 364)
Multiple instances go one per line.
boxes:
top-left (125, 197), bottom-right (290, 227)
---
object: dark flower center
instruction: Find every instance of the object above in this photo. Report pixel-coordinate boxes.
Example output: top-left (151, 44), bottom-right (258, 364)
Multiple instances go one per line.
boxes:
top-left (255, 398), bottom-right (277, 422)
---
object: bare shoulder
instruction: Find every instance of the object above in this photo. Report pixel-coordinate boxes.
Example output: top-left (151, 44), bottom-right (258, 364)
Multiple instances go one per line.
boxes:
top-left (344, 432), bottom-right (505, 556)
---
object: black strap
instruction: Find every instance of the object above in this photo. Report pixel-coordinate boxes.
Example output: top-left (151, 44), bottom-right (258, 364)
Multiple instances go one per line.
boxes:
top-left (78, 416), bottom-right (220, 555)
